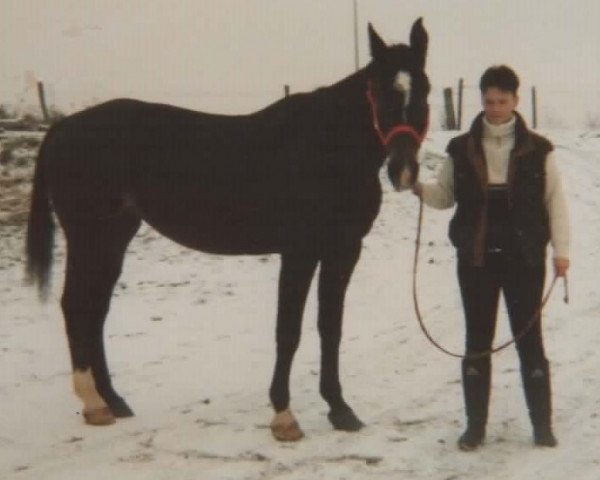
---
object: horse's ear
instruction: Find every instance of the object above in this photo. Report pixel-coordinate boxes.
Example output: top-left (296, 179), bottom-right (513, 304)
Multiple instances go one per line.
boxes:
top-left (368, 23), bottom-right (387, 60)
top-left (409, 18), bottom-right (428, 69)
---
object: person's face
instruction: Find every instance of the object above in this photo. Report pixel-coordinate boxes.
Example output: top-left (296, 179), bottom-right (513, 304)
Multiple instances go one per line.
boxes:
top-left (482, 87), bottom-right (518, 125)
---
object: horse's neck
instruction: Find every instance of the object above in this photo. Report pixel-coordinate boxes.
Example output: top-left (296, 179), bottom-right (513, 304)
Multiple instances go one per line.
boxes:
top-left (327, 68), bottom-right (371, 114)
top-left (321, 68), bottom-right (381, 145)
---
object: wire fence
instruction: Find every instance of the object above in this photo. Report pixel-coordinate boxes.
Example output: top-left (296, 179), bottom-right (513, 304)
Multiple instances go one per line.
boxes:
top-left (439, 81), bottom-right (600, 131)
top-left (1, 79), bottom-right (597, 131)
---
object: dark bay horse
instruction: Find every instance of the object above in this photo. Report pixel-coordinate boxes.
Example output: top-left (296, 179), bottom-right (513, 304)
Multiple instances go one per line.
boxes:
top-left (26, 19), bottom-right (430, 441)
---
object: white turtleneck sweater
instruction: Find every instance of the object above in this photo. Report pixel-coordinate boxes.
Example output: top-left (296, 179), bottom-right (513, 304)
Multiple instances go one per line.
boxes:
top-left (422, 116), bottom-right (570, 259)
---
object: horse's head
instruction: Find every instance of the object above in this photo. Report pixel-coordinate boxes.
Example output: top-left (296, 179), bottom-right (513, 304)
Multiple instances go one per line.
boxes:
top-left (367, 19), bottom-right (430, 191)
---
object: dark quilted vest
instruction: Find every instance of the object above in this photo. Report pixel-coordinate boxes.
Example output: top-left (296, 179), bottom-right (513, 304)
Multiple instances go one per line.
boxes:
top-left (447, 112), bottom-right (553, 266)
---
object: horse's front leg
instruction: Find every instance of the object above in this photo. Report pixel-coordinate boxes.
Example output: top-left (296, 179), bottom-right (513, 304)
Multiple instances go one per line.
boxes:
top-left (318, 239), bottom-right (364, 431)
top-left (269, 249), bottom-right (318, 441)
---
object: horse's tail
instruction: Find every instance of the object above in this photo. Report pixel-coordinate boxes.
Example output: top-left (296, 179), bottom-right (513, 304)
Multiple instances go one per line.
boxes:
top-left (25, 129), bottom-right (56, 300)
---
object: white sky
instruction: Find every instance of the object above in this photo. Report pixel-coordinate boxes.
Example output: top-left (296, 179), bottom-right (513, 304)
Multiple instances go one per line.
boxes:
top-left (1, 0), bottom-right (599, 127)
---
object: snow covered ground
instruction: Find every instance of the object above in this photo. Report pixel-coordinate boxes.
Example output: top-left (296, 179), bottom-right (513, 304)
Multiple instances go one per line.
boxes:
top-left (1, 129), bottom-right (599, 479)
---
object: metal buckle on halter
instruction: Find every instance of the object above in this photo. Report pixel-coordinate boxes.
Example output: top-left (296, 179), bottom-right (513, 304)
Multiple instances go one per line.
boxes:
top-left (487, 247), bottom-right (503, 253)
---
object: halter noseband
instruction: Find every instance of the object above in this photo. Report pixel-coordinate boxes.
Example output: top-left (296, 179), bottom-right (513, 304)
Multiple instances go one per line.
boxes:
top-left (366, 81), bottom-right (429, 147)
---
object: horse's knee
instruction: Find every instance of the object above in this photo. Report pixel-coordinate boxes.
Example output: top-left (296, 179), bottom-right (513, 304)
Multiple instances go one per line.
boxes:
top-left (275, 324), bottom-right (303, 353)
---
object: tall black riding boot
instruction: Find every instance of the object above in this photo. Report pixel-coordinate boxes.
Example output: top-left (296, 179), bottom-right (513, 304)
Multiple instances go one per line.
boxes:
top-left (521, 359), bottom-right (557, 447)
top-left (458, 358), bottom-right (491, 451)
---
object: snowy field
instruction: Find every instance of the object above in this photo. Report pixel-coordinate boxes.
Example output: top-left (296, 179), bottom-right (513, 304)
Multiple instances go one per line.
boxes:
top-left (1, 129), bottom-right (599, 479)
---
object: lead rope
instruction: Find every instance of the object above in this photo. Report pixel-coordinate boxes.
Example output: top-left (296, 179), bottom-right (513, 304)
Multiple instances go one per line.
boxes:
top-left (412, 197), bottom-right (568, 359)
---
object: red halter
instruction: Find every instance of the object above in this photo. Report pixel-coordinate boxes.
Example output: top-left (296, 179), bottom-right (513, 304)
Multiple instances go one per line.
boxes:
top-left (366, 81), bottom-right (429, 147)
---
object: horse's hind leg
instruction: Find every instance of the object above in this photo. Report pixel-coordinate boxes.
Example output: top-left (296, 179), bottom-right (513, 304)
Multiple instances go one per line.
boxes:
top-left (60, 213), bottom-right (140, 425)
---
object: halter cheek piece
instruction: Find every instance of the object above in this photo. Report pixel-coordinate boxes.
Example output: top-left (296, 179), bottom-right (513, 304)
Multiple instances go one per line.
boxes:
top-left (366, 81), bottom-right (429, 147)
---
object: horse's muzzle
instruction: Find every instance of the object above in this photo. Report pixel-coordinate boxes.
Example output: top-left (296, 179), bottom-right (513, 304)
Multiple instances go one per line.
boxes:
top-left (387, 141), bottom-right (420, 191)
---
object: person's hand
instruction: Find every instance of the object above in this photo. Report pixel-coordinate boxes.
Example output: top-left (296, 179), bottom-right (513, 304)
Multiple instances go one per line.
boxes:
top-left (553, 257), bottom-right (570, 277)
top-left (412, 181), bottom-right (423, 198)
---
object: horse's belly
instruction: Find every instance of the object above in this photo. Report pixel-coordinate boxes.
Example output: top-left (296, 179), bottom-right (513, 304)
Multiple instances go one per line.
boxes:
top-left (150, 221), bottom-right (282, 255)
top-left (136, 195), bottom-right (285, 255)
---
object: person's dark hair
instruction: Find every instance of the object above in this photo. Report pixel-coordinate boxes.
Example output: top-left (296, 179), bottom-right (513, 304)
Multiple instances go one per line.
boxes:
top-left (479, 65), bottom-right (519, 94)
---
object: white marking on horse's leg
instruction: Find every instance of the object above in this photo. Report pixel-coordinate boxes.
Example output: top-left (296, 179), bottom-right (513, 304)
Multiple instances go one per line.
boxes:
top-left (73, 368), bottom-right (115, 426)
top-left (270, 408), bottom-right (304, 442)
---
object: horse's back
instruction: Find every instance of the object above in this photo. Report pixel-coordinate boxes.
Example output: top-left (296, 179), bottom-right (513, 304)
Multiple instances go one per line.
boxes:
top-left (41, 99), bottom-right (317, 253)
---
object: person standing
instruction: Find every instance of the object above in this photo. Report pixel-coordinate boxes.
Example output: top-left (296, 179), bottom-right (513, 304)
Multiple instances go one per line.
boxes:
top-left (413, 65), bottom-right (570, 451)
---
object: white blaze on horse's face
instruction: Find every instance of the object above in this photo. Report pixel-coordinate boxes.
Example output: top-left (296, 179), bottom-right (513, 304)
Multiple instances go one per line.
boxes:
top-left (394, 71), bottom-right (412, 108)
top-left (393, 71), bottom-right (415, 190)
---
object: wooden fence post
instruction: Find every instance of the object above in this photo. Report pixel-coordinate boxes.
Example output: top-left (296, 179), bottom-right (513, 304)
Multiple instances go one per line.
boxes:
top-left (457, 78), bottom-right (464, 130)
top-left (37, 81), bottom-right (50, 122)
top-left (531, 86), bottom-right (538, 129)
top-left (284, 85), bottom-right (290, 97)
top-left (443, 87), bottom-right (457, 130)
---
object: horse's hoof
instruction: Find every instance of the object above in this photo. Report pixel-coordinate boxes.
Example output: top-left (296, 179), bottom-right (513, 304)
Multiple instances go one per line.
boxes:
top-left (107, 397), bottom-right (135, 418)
top-left (271, 409), bottom-right (304, 442)
top-left (328, 407), bottom-right (365, 432)
top-left (83, 407), bottom-right (116, 426)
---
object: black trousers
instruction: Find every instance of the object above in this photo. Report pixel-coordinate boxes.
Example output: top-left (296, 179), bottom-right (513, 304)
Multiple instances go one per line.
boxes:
top-left (457, 251), bottom-right (547, 368)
